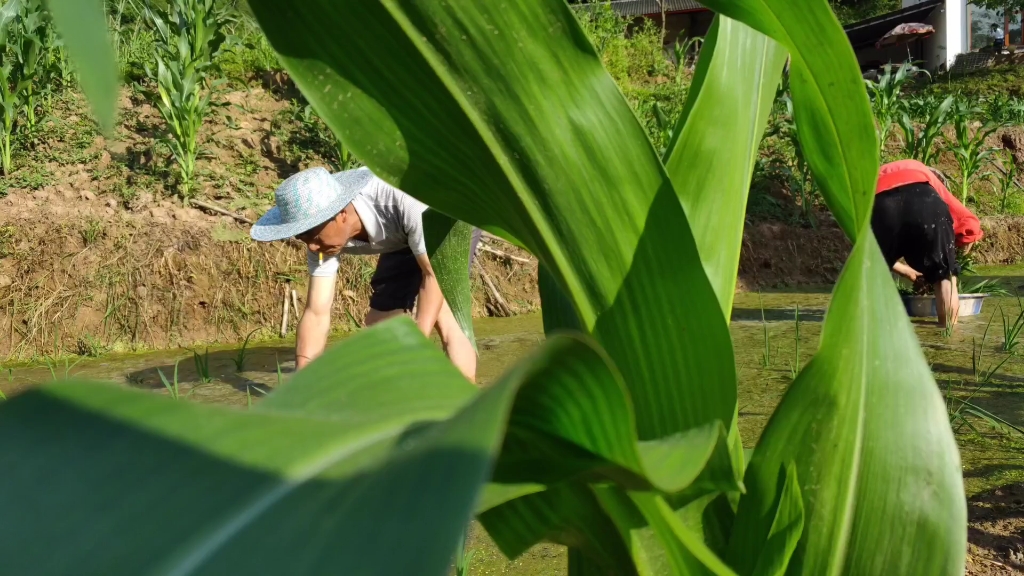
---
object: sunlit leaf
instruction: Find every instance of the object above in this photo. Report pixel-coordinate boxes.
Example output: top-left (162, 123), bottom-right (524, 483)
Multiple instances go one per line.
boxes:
top-left (248, 0), bottom-right (738, 443)
top-left (699, 0), bottom-right (879, 239)
top-left (727, 232), bottom-right (966, 575)
top-left (665, 16), bottom-right (788, 314)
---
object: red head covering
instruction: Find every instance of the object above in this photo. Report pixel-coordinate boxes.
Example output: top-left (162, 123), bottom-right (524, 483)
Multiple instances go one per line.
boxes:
top-left (876, 159), bottom-right (983, 246)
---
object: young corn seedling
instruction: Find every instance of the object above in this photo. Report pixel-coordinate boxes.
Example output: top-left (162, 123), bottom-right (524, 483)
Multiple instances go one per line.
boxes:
top-left (0, 0), bottom-right (46, 175)
top-left (232, 328), bottom-right (261, 372)
top-left (141, 0), bottom-right (234, 204)
top-left (158, 360), bottom-right (181, 400)
top-left (897, 94), bottom-right (953, 166)
top-left (0, 368), bottom-right (9, 401)
top-left (865, 61), bottom-right (928, 153)
top-left (988, 151), bottom-right (1020, 214)
top-left (946, 98), bottom-right (1002, 204)
top-left (672, 35), bottom-right (703, 79)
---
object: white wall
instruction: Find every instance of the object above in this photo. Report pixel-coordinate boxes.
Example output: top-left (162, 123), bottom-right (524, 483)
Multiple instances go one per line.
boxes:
top-left (902, 0), bottom-right (969, 70)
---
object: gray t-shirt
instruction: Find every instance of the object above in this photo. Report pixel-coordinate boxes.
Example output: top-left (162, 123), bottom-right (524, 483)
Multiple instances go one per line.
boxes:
top-left (308, 170), bottom-right (428, 277)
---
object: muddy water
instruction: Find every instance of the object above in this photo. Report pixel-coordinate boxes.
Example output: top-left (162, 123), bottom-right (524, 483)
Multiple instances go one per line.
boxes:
top-left (3, 278), bottom-right (1024, 575)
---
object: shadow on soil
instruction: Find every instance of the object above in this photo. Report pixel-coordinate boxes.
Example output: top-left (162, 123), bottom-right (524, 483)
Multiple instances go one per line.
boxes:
top-left (125, 345), bottom-right (294, 395)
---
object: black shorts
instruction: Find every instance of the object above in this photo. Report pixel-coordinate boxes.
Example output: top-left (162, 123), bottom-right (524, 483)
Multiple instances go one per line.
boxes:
top-left (871, 183), bottom-right (961, 284)
top-left (368, 228), bottom-right (482, 312)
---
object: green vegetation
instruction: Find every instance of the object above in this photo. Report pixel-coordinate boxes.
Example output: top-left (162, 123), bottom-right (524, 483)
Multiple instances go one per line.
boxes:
top-left (947, 98), bottom-right (1003, 203)
top-left (140, 0), bottom-right (233, 203)
top-left (0, 0), bottom-right (971, 574)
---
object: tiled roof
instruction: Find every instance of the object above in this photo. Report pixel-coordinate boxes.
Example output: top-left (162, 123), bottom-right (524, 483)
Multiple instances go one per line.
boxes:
top-left (577, 0), bottom-right (707, 17)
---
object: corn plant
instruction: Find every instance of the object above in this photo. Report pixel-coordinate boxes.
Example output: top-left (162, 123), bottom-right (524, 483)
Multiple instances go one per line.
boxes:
top-left (983, 94), bottom-right (1024, 125)
top-left (865, 61), bottom-right (927, 153)
top-left (12, 0), bottom-right (966, 574)
top-left (946, 98), bottom-right (1002, 204)
top-left (141, 0), bottom-right (234, 204)
top-left (673, 35), bottom-right (703, 80)
top-left (897, 94), bottom-right (953, 166)
top-left (0, 0), bottom-right (46, 175)
top-left (989, 150), bottom-right (1020, 213)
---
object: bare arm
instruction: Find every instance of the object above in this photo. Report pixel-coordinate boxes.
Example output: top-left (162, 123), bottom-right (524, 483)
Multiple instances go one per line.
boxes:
top-left (414, 253), bottom-right (444, 338)
top-left (296, 275), bottom-right (337, 370)
top-left (892, 261), bottom-right (922, 283)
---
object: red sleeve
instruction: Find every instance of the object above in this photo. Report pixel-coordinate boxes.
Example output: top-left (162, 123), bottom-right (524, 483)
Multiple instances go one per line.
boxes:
top-left (926, 172), bottom-right (983, 246)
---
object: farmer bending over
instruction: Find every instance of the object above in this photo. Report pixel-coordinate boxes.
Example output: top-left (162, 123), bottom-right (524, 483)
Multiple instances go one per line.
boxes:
top-left (874, 159), bottom-right (983, 327)
top-left (251, 167), bottom-right (477, 382)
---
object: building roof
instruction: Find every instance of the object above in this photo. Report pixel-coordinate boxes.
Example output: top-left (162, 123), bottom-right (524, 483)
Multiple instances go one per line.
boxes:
top-left (844, 0), bottom-right (942, 49)
top-left (576, 0), bottom-right (707, 17)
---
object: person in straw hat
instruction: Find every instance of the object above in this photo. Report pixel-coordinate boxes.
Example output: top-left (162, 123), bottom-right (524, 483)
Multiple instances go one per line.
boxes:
top-left (251, 166), bottom-right (477, 382)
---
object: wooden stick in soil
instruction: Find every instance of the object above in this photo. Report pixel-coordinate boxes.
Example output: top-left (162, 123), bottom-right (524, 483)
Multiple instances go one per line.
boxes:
top-left (280, 285), bottom-right (290, 338)
top-left (478, 242), bottom-right (534, 264)
top-left (290, 289), bottom-right (300, 325)
top-left (191, 200), bottom-right (254, 225)
top-left (475, 261), bottom-right (513, 317)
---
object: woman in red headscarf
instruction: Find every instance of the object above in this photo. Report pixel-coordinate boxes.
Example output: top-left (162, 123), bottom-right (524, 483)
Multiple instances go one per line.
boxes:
top-left (873, 159), bottom-right (983, 327)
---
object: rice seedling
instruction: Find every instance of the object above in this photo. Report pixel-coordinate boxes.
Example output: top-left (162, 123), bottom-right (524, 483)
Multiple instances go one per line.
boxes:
top-left (231, 328), bottom-right (261, 372)
top-left (864, 61), bottom-right (928, 152)
top-left (0, 368), bottom-right (10, 401)
top-left (453, 528), bottom-right (475, 576)
top-left (141, 0), bottom-right (234, 203)
top-left (961, 277), bottom-right (1012, 297)
top-left (946, 376), bottom-right (1024, 439)
top-left (789, 304), bottom-right (801, 380)
top-left (759, 292), bottom-right (772, 368)
top-left (987, 150), bottom-right (1020, 214)
top-left (972, 312), bottom-right (1013, 385)
top-left (43, 355), bottom-right (82, 381)
top-left (158, 360), bottom-right (181, 400)
top-left (192, 347), bottom-right (213, 384)
top-left (946, 98), bottom-right (1002, 204)
top-left (897, 94), bottom-right (953, 166)
top-left (1000, 302), bottom-right (1024, 352)
top-left (245, 384), bottom-right (268, 409)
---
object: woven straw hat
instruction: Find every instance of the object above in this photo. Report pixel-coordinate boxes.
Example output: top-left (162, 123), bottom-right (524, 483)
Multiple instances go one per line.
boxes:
top-left (250, 167), bottom-right (373, 242)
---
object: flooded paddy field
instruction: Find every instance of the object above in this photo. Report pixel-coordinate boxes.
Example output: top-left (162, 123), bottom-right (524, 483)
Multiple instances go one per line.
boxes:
top-left (4, 273), bottom-right (1024, 574)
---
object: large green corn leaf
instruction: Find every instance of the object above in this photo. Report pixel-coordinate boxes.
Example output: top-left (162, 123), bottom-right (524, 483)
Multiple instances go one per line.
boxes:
top-left (698, 0), bottom-right (878, 239)
top-left (0, 319), bottom-right (494, 575)
top-left (245, 0), bottom-right (737, 441)
top-left (725, 232), bottom-right (966, 575)
top-left (664, 16), bottom-right (787, 314)
top-left (45, 0), bottom-right (118, 132)
top-left (423, 209), bottom-right (477, 348)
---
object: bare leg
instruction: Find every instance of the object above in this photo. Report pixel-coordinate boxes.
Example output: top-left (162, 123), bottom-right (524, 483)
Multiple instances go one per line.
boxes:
top-left (435, 300), bottom-right (478, 384)
top-left (364, 308), bottom-right (405, 327)
top-left (934, 277), bottom-right (960, 328)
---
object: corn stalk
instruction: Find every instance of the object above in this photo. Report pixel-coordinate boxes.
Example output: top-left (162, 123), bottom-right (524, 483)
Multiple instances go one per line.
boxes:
top-left (0, 0), bottom-right (46, 175)
top-left (946, 98), bottom-right (1003, 204)
top-left (141, 0), bottom-right (234, 204)
top-left (897, 94), bottom-right (952, 167)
